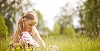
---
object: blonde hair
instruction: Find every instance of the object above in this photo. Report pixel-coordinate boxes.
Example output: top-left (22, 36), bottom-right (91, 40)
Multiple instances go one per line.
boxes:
top-left (24, 11), bottom-right (37, 20)
top-left (12, 11), bottom-right (38, 43)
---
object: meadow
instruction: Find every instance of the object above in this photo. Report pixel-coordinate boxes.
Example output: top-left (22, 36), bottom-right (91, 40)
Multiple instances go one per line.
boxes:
top-left (0, 34), bottom-right (100, 51)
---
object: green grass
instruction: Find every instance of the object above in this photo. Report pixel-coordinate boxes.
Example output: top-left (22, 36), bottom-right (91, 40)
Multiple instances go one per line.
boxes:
top-left (0, 37), bottom-right (10, 51)
top-left (0, 35), bottom-right (100, 51)
top-left (42, 35), bottom-right (100, 51)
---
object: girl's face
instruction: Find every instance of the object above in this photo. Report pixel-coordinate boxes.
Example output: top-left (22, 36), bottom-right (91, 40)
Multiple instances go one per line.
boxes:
top-left (23, 19), bottom-right (35, 31)
top-left (22, 11), bottom-right (38, 32)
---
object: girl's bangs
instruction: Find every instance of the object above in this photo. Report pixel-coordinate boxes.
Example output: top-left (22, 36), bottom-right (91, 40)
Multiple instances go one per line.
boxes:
top-left (28, 21), bottom-right (35, 26)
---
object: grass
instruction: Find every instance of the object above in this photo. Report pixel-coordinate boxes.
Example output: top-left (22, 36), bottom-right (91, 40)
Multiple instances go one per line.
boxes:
top-left (0, 34), bottom-right (100, 51)
top-left (0, 37), bottom-right (10, 51)
top-left (42, 35), bottom-right (100, 51)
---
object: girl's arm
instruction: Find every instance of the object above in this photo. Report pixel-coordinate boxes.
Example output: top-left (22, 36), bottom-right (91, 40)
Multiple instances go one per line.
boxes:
top-left (32, 26), bottom-right (46, 49)
top-left (10, 29), bottom-right (23, 47)
top-left (11, 29), bottom-right (19, 43)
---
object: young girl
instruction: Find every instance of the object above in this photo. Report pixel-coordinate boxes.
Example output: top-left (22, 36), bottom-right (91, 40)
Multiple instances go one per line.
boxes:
top-left (10, 11), bottom-right (46, 51)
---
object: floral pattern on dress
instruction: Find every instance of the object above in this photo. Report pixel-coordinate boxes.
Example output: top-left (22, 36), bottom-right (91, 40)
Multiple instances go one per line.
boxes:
top-left (19, 32), bottom-right (40, 47)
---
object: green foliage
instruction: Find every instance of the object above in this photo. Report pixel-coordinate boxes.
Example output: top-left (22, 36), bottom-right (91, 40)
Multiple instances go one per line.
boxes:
top-left (53, 22), bottom-right (60, 35)
top-left (55, 3), bottom-right (74, 34)
top-left (35, 10), bottom-right (46, 30)
top-left (63, 25), bottom-right (76, 37)
top-left (78, 0), bottom-right (100, 38)
top-left (36, 10), bottom-right (43, 19)
top-left (34, 10), bottom-right (50, 35)
top-left (0, 0), bottom-right (32, 35)
top-left (0, 0), bottom-right (21, 34)
top-left (0, 14), bottom-right (8, 38)
top-left (53, 21), bottom-right (77, 37)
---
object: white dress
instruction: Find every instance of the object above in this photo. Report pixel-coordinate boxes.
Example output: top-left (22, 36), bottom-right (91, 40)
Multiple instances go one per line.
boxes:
top-left (19, 32), bottom-right (40, 47)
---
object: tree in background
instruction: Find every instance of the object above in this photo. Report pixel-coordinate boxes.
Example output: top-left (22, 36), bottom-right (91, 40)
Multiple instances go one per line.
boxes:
top-left (35, 10), bottom-right (45, 30)
top-left (0, 0), bottom-right (33, 35)
top-left (78, 0), bottom-right (100, 38)
top-left (54, 3), bottom-right (75, 35)
top-left (53, 22), bottom-right (60, 35)
top-left (35, 10), bottom-right (50, 35)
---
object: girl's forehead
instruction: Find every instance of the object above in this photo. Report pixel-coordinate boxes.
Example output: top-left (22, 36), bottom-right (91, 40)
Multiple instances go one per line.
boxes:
top-left (24, 18), bottom-right (36, 24)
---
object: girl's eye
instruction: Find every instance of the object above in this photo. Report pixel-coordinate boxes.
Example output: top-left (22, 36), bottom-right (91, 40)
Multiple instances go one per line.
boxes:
top-left (29, 24), bottom-right (32, 26)
top-left (29, 23), bottom-right (34, 26)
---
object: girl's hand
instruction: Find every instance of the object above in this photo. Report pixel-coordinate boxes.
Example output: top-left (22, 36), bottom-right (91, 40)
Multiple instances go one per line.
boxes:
top-left (22, 39), bottom-right (28, 45)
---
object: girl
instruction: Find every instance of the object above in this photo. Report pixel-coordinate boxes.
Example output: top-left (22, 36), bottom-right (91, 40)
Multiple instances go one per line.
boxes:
top-left (10, 11), bottom-right (46, 51)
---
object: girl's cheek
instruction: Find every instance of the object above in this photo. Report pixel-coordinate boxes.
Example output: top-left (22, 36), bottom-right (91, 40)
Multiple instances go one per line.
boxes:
top-left (24, 24), bottom-right (29, 30)
top-left (29, 26), bottom-right (33, 30)
top-left (29, 26), bottom-right (32, 30)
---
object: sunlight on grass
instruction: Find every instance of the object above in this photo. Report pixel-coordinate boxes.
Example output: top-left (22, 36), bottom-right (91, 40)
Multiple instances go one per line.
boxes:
top-left (0, 35), bottom-right (100, 51)
top-left (42, 35), bottom-right (100, 51)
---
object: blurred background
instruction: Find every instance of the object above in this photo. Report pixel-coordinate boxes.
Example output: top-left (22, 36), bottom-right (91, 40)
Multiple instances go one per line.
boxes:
top-left (0, 0), bottom-right (100, 51)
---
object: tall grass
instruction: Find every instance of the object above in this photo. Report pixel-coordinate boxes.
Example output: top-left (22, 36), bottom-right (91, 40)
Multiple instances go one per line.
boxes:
top-left (42, 35), bottom-right (100, 51)
top-left (0, 37), bottom-right (11, 51)
top-left (0, 35), bottom-right (100, 51)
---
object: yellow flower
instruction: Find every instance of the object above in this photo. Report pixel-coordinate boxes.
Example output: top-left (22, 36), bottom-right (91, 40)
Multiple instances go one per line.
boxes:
top-left (28, 47), bottom-right (32, 51)
top-left (6, 49), bottom-right (8, 51)
top-left (16, 47), bottom-right (20, 49)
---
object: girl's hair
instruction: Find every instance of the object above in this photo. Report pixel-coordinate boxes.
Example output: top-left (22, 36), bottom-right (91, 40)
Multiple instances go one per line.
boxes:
top-left (23, 11), bottom-right (37, 20)
top-left (13, 11), bottom-right (37, 42)
top-left (18, 11), bottom-right (37, 31)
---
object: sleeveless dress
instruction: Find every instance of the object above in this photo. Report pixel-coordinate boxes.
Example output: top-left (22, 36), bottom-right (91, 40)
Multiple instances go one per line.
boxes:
top-left (19, 31), bottom-right (40, 47)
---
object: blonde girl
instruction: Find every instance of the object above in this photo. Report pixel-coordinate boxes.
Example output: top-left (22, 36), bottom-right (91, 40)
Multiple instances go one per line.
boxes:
top-left (10, 11), bottom-right (46, 51)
